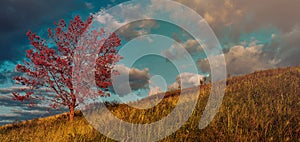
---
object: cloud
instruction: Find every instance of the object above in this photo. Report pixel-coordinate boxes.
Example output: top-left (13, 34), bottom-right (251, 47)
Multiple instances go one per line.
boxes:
top-left (116, 20), bottom-right (158, 41)
top-left (148, 76), bottom-right (167, 96)
top-left (11, 109), bottom-right (48, 116)
top-left (148, 86), bottom-right (163, 96)
top-left (163, 39), bottom-right (203, 60)
top-left (272, 25), bottom-right (300, 67)
top-left (0, 86), bottom-right (53, 94)
top-left (0, 93), bottom-right (67, 125)
top-left (112, 64), bottom-right (150, 96)
top-left (239, 0), bottom-right (300, 32)
top-left (85, 2), bottom-right (94, 10)
top-left (95, 12), bottom-right (125, 30)
top-left (0, 93), bottom-right (40, 107)
top-left (198, 43), bottom-right (280, 75)
top-left (0, 0), bottom-right (125, 65)
top-left (1, 107), bottom-right (66, 124)
top-left (122, 0), bottom-right (300, 70)
top-left (0, 0), bottom-right (94, 64)
top-left (175, 0), bottom-right (300, 34)
top-left (0, 114), bottom-right (21, 121)
top-left (153, 0), bottom-right (300, 74)
top-left (0, 94), bottom-right (24, 107)
top-left (0, 61), bottom-right (23, 86)
top-left (175, 0), bottom-right (300, 64)
top-left (95, 10), bottom-right (158, 41)
top-left (198, 23), bottom-right (300, 76)
top-left (174, 0), bottom-right (243, 32)
top-left (188, 0), bottom-right (300, 75)
top-left (168, 72), bottom-right (206, 91)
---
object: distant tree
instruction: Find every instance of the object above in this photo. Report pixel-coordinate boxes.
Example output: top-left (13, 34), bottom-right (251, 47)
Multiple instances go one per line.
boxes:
top-left (12, 15), bottom-right (121, 121)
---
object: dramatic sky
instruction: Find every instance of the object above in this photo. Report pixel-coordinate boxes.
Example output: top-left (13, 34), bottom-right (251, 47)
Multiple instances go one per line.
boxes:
top-left (1, 0), bottom-right (300, 125)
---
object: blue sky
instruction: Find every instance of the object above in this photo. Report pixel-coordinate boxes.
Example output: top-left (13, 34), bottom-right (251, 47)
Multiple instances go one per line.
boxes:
top-left (1, 0), bottom-right (300, 125)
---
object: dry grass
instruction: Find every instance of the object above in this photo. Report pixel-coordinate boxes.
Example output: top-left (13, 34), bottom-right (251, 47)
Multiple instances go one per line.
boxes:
top-left (0, 66), bottom-right (299, 141)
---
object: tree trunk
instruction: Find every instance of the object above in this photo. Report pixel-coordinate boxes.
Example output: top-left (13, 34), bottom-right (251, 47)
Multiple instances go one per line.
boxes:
top-left (69, 105), bottom-right (75, 122)
top-left (69, 94), bottom-right (76, 122)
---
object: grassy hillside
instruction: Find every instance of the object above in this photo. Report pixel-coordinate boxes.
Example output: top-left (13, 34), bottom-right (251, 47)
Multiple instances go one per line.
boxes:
top-left (0, 67), bottom-right (299, 141)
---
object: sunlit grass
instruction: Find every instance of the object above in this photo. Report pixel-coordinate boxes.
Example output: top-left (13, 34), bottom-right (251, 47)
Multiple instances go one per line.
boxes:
top-left (0, 66), bottom-right (299, 141)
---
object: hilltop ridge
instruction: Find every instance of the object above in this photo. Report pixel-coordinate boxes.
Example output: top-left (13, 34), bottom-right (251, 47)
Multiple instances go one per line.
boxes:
top-left (0, 66), bottom-right (299, 141)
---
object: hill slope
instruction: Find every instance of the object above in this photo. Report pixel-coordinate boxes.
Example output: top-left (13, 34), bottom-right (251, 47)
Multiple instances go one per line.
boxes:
top-left (0, 67), bottom-right (299, 141)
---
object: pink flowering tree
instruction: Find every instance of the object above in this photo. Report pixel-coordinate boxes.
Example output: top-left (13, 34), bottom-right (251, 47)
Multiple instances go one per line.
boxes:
top-left (13, 15), bottom-right (121, 121)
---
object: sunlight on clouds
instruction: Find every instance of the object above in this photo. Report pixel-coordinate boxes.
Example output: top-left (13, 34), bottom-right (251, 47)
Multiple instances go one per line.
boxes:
top-left (199, 44), bottom-right (279, 75)
top-left (168, 72), bottom-right (206, 91)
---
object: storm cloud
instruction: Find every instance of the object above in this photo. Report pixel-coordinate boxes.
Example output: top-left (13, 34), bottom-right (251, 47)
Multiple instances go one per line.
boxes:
top-left (173, 0), bottom-right (300, 75)
top-left (0, 0), bottom-right (127, 65)
top-left (111, 64), bottom-right (150, 96)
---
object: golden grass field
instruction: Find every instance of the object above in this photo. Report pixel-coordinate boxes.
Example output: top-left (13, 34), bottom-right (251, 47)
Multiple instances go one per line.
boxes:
top-left (0, 67), bottom-right (299, 141)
